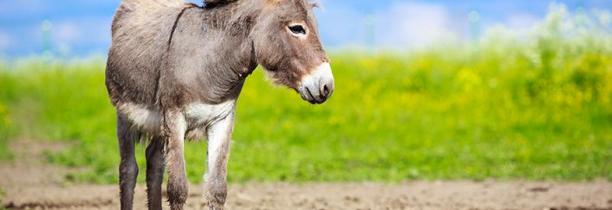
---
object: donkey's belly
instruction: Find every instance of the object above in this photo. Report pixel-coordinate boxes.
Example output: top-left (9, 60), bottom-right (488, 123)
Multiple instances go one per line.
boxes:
top-left (183, 100), bottom-right (235, 140)
top-left (117, 103), bottom-right (162, 133)
top-left (117, 100), bottom-right (236, 136)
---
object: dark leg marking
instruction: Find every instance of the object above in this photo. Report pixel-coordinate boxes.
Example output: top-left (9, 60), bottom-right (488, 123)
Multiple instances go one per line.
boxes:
top-left (146, 136), bottom-right (165, 210)
top-left (117, 113), bottom-right (140, 210)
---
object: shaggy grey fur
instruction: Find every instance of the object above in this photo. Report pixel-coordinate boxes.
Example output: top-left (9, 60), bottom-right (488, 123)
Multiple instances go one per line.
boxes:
top-left (106, 0), bottom-right (332, 209)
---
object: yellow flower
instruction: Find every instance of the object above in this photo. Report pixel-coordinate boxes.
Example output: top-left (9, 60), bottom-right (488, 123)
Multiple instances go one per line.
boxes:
top-left (457, 68), bottom-right (483, 91)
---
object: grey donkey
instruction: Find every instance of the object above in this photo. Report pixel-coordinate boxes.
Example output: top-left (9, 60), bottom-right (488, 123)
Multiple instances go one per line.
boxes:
top-left (105, 0), bottom-right (334, 209)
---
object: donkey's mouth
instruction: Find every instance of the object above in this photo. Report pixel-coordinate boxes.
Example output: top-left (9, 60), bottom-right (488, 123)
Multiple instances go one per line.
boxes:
top-left (298, 62), bottom-right (334, 104)
top-left (299, 86), bottom-right (327, 104)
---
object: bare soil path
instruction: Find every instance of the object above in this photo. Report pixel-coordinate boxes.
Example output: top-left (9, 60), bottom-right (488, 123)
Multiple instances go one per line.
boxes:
top-left (1, 140), bottom-right (610, 210)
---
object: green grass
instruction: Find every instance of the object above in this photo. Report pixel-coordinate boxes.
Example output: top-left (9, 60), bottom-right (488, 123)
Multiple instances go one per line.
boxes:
top-left (1, 11), bottom-right (610, 184)
top-left (0, 77), bottom-right (13, 161)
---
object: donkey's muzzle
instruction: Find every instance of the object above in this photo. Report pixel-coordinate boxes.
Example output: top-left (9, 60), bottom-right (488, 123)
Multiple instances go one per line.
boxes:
top-left (298, 62), bottom-right (335, 104)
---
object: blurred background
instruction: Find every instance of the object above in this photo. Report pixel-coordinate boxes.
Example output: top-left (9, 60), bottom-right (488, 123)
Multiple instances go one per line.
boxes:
top-left (1, 0), bottom-right (610, 56)
top-left (0, 0), bottom-right (610, 184)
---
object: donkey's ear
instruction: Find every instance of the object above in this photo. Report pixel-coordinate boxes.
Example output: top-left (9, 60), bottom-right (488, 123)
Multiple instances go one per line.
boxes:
top-left (308, 0), bottom-right (319, 8)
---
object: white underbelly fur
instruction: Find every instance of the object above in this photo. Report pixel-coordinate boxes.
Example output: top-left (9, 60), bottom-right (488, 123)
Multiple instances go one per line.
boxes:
top-left (117, 100), bottom-right (236, 134)
top-left (183, 100), bottom-right (236, 127)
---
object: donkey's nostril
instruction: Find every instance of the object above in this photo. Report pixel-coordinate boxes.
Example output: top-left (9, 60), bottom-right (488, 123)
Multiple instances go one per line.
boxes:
top-left (322, 84), bottom-right (329, 97)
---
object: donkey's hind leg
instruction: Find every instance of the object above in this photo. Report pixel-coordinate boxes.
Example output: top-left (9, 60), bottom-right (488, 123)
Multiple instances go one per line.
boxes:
top-left (163, 112), bottom-right (189, 210)
top-left (117, 113), bottom-right (140, 210)
top-left (146, 136), bottom-right (165, 210)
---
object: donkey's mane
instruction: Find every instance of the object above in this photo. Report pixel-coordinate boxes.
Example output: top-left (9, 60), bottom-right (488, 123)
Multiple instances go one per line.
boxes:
top-left (203, 0), bottom-right (239, 8)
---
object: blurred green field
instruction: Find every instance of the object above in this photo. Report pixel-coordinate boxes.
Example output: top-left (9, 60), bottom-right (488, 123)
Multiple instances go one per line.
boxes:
top-left (0, 10), bottom-right (610, 184)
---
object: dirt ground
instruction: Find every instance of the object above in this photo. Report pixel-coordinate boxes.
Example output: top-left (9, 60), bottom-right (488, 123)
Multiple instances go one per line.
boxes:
top-left (1, 140), bottom-right (610, 210)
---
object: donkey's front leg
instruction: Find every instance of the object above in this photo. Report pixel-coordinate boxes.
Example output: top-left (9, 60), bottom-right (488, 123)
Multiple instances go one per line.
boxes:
top-left (163, 112), bottom-right (189, 210)
top-left (204, 112), bottom-right (235, 210)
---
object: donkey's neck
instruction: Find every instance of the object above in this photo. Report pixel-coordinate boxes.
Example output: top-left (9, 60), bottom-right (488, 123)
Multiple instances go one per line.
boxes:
top-left (200, 0), bottom-right (262, 35)
top-left (160, 4), bottom-right (258, 106)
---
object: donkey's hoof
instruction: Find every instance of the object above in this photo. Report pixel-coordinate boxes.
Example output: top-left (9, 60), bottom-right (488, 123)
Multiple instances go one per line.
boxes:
top-left (204, 196), bottom-right (225, 210)
top-left (205, 202), bottom-right (224, 210)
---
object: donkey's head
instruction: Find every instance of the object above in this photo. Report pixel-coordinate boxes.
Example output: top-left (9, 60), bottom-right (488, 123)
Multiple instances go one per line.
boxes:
top-left (246, 0), bottom-right (334, 104)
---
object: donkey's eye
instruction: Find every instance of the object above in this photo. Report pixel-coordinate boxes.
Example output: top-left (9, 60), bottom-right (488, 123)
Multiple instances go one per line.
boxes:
top-left (288, 25), bottom-right (307, 36)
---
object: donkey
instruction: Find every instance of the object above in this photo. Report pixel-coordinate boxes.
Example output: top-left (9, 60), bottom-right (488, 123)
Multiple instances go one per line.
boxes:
top-left (105, 0), bottom-right (333, 209)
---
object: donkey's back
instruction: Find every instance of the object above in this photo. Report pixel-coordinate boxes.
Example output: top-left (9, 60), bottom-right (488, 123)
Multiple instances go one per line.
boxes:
top-left (106, 0), bottom-right (190, 107)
